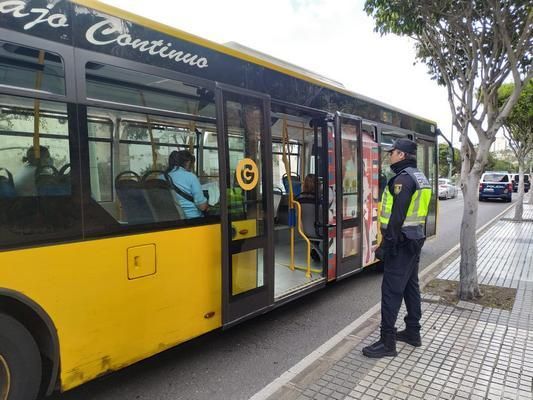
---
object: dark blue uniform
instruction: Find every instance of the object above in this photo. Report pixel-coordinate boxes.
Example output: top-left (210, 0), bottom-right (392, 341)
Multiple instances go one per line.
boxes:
top-left (363, 138), bottom-right (430, 358)
top-left (380, 161), bottom-right (424, 335)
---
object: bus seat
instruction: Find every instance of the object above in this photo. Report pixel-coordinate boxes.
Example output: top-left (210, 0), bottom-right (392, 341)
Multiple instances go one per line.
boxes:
top-left (115, 171), bottom-right (153, 224)
top-left (142, 171), bottom-right (184, 221)
top-left (282, 173), bottom-right (302, 197)
top-left (58, 163), bottom-right (71, 184)
top-left (35, 165), bottom-right (70, 196)
top-left (0, 168), bottom-right (16, 198)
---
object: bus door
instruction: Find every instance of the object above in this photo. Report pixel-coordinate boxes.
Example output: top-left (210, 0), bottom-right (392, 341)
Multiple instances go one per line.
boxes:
top-left (361, 124), bottom-right (380, 267)
top-left (215, 83), bottom-right (274, 327)
top-left (334, 113), bottom-right (363, 278)
top-left (415, 137), bottom-right (438, 237)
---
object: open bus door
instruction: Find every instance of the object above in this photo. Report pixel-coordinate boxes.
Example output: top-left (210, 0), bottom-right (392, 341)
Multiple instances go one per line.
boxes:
top-left (334, 113), bottom-right (363, 278)
top-left (215, 83), bottom-right (274, 327)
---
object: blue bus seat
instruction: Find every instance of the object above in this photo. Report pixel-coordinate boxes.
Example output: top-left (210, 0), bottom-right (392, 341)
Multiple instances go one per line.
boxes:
top-left (115, 171), bottom-right (153, 224)
top-left (142, 170), bottom-right (184, 221)
top-left (282, 173), bottom-right (301, 197)
top-left (35, 165), bottom-right (70, 196)
top-left (0, 168), bottom-right (16, 198)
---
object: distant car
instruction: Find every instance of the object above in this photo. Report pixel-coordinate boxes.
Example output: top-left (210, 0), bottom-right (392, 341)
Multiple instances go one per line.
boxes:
top-left (479, 172), bottom-right (512, 202)
top-left (438, 178), bottom-right (457, 199)
top-left (512, 173), bottom-right (530, 193)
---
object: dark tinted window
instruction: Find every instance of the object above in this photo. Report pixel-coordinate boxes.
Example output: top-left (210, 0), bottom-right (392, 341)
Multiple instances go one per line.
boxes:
top-left (483, 174), bottom-right (509, 183)
top-left (86, 63), bottom-right (215, 118)
top-left (0, 94), bottom-right (81, 249)
top-left (0, 41), bottom-right (65, 95)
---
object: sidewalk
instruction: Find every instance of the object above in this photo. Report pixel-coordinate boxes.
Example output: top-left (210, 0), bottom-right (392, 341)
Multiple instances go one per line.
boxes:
top-left (252, 203), bottom-right (533, 400)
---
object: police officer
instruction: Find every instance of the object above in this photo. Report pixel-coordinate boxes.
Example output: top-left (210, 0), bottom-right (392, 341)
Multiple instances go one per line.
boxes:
top-left (362, 138), bottom-right (432, 358)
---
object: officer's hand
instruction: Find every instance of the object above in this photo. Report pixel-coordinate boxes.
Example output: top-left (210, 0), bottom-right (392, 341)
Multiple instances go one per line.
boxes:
top-left (375, 245), bottom-right (386, 261)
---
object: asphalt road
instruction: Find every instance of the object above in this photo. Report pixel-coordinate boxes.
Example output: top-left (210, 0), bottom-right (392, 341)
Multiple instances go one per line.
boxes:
top-left (50, 193), bottom-right (517, 400)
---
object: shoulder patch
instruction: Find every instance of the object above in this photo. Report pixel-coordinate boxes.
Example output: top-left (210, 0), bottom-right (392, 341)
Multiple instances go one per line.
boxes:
top-left (394, 184), bottom-right (403, 195)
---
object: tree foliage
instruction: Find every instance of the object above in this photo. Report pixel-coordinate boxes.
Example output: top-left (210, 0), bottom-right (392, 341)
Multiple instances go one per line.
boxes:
top-left (498, 80), bottom-right (533, 160)
top-left (486, 151), bottom-right (515, 172)
top-left (498, 80), bottom-right (533, 219)
top-left (438, 143), bottom-right (461, 178)
top-left (364, 0), bottom-right (532, 152)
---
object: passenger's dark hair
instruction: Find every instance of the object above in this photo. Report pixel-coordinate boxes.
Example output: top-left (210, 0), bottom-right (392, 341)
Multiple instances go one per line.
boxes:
top-left (166, 150), bottom-right (195, 172)
top-left (302, 174), bottom-right (316, 193)
top-left (22, 145), bottom-right (51, 167)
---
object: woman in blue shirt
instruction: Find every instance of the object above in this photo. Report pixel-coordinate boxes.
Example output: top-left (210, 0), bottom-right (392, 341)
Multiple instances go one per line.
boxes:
top-left (166, 150), bottom-right (208, 219)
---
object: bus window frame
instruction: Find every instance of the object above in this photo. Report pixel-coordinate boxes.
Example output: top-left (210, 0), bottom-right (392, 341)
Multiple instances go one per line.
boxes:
top-left (413, 133), bottom-right (438, 237)
top-left (0, 30), bottom-right (85, 251)
top-left (0, 28), bottom-right (76, 104)
top-left (73, 48), bottom-right (224, 238)
top-left (215, 82), bottom-right (275, 327)
top-left (334, 112), bottom-right (364, 279)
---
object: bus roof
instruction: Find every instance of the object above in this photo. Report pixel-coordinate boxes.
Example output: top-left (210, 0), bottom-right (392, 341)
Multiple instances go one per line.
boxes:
top-left (72, 0), bottom-right (436, 127)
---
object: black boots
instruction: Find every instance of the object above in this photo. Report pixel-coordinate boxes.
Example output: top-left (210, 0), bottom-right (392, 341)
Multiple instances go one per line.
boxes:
top-left (396, 328), bottom-right (422, 347)
top-left (362, 329), bottom-right (422, 358)
top-left (362, 331), bottom-right (397, 358)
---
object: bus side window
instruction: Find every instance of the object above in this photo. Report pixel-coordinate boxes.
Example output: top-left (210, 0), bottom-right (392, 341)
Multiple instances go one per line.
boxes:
top-left (82, 63), bottom-right (220, 234)
top-left (86, 107), bottom-right (220, 227)
top-left (0, 39), bottom-right (82, 248)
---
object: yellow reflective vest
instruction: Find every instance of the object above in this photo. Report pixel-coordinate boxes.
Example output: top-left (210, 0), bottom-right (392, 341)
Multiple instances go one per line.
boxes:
top-left (379, 167), bottom-right (432, 239)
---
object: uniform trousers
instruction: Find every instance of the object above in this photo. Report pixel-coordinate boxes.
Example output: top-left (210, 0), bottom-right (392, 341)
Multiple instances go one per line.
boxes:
top-left (381, 238), bottom-right (424, 334)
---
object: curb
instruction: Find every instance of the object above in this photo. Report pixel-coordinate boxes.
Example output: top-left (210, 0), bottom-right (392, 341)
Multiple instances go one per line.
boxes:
top-left (249, 201), bottom-right (517, 400)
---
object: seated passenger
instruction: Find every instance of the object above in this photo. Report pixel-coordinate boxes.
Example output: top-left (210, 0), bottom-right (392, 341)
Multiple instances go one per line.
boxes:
top-left (297, 174), bottom-right (316, 203)
top-left (15, 145), bottom-right (53, 196)
top-left (166, 150), bottom-right (208, 219)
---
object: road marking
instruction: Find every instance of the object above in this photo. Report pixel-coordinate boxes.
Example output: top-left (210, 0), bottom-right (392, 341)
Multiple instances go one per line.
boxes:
top-left (249, 200), bottom-right (516, 400)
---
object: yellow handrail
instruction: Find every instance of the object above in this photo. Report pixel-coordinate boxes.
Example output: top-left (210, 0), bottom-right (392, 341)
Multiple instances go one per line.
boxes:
top-left (139, 92), bottom-right (158, 170)
top-left (293, 200), bottom-right (312, 278)
top-left (281, 119), bottom-right (313, 277)
top-left (281, 119), bottom-right (294, 270)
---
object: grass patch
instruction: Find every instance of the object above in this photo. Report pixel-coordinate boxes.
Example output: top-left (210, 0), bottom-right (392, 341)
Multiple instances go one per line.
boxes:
top-left (423, 279), bottom-right (516, 311)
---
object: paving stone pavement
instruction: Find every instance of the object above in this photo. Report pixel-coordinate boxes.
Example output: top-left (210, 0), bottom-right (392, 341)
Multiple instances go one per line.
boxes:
top-left (258, 204), bottom-right (533, 400)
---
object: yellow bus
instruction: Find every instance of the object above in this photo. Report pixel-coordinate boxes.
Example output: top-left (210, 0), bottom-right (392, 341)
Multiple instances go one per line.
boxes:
top-left (0, 1), bottom-right (438, 398)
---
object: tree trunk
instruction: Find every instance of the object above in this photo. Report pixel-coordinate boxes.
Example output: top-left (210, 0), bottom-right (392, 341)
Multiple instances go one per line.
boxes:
top-left (514, 163), bottom-right (524, 220)
top-left (530, 164), bottom-right (533, 205)
top-left (458, 133), bottom-right (488, 300)
top-left (459, 171), bottom-right (482, 299)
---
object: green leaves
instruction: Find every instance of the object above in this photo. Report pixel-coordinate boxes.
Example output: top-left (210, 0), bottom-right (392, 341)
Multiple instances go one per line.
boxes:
top-left (363, 0), bottom-right (532, 85)
top-left (498, 81), bottom-right (533, 156)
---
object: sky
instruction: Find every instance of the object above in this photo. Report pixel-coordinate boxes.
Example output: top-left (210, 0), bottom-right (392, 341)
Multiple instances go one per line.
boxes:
top-left (99, 0), bottom-right (455, 145)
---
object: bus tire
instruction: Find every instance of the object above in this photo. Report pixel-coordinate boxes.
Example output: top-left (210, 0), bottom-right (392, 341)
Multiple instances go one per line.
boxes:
top-left (0, 313), bottom-right (42, 400)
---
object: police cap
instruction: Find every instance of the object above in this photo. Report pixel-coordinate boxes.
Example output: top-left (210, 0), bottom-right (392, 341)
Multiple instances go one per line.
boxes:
top-left (383, 138), bottom-right (417, 155)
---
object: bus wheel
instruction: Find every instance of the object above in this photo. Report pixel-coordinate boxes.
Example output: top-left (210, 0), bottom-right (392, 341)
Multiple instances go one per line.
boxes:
top-left (0, 314), bottom-right (42, 400)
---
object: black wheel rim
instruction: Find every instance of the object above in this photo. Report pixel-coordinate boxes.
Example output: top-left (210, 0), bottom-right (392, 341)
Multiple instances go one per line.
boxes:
top-left (0, 355), bottom-right (10, 400)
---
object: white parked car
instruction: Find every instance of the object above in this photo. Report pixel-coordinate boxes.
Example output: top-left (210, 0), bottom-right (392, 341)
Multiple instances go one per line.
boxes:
top-left (438, 178), bottom-right (458, 199)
